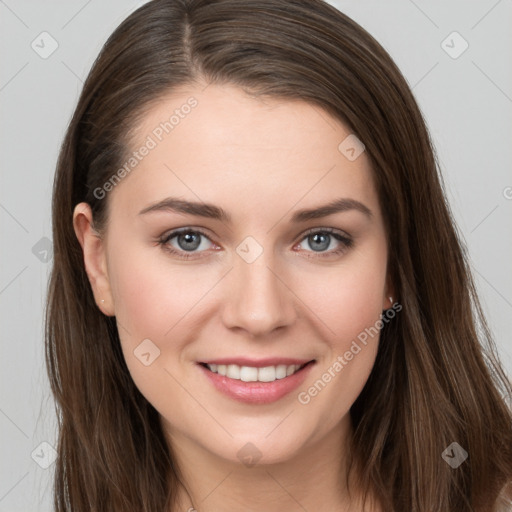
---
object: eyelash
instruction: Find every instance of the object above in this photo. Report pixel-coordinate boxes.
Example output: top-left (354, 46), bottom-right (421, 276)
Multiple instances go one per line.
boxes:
top-left (158, 227), bottom-right (353, 261)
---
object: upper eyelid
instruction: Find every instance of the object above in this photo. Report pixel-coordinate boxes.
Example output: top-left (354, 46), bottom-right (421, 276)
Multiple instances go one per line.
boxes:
top-left (299, 226), bottom-right (350, 239)
top-left (161, 226), bottom-right (351, 249)
top-left (161, 227), bottom-right (214, 244)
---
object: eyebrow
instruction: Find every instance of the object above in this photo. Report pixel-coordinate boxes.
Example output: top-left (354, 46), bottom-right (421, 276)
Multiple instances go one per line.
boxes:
top-left (138, 196), bottom-right (372, 222)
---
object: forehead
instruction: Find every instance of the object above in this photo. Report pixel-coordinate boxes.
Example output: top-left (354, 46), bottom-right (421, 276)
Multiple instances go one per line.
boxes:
top-left (109, 83), bottom-right (380, 223)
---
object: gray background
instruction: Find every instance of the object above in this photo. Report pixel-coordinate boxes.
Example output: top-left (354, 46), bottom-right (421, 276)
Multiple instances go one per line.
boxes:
top-left (1, 0), bottom-right (511, 510)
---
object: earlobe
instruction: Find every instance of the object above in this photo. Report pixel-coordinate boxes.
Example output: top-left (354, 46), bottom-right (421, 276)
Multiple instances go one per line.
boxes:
top-left (383, 274), bottom-right (396, 310)
top-left (72, 202), bottom-right (115, 316)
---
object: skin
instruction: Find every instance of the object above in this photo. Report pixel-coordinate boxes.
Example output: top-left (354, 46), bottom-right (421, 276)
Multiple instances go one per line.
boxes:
top-left (73, 82), bottom-right (392, 511)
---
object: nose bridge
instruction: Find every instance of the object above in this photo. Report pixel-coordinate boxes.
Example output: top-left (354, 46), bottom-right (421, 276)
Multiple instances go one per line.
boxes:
top-left (221, 236), bottom-right (296, 336)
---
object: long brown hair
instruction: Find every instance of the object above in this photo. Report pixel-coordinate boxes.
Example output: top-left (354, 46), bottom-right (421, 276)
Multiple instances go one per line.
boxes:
top-left (45, 0), bottom-right (512, 510)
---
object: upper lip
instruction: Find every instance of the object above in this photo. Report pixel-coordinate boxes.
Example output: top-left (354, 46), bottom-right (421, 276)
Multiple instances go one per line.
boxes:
top-left (199, 357), bottom-right (315, 368)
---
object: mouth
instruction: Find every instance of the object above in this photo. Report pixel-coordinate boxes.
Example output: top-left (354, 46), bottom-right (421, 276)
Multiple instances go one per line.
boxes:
top-left (197, 359), bottom-right (316, 404)
top-left (199, 361), bottom-right (313, 383)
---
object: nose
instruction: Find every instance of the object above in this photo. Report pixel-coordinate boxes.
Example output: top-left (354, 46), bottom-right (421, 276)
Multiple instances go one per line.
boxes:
top-left (221, 249), bottom-right (297, 337)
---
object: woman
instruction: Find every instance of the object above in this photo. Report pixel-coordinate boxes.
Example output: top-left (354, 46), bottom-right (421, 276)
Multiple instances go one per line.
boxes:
top-left (45, 0), bottom-right (512, 510)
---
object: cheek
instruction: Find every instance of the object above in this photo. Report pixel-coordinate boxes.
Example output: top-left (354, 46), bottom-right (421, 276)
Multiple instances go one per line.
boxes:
top-left (106, 246), bottom-right (196, 409)
top-left (298, 247), bottom-right (388, 343)
top-left (107, 242), bottom-right (205, 338)
top-left (106, 242), bottom-right (221, 391)
top-left (293, 248), bottom-right (387, 420)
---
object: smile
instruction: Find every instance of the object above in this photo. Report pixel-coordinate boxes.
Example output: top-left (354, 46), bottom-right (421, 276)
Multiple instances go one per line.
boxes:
top-left (203, 363), bottom-right (307, 382)
top-left (197, 359), bottom-right (316, 404)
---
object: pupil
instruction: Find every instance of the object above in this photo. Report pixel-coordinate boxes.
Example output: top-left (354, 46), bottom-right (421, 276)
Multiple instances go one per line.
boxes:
top-left (179, 232), bottom-right (200, 251)
top-left (310, 233), bottom-right (329, 251)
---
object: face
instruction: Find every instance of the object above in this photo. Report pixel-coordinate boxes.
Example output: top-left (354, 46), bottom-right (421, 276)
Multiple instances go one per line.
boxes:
top-left (74, 83), bottom-right (392, 467)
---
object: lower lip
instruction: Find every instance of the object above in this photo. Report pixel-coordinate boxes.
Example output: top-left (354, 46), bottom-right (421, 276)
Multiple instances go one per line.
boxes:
top-left (198, 362), bottom-right (315, 404)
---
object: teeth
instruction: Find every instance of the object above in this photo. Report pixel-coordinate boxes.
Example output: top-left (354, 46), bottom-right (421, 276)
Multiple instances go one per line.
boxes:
top-left (275, 365), bottom-right (287, 379)
top-left (258, 366), bottom-right (276, 382)
top-left (205, 363), bottom-right (303, 382)
top-left (226, 364), bottom-right (240, 379)
top-left (240, 366), bottom-right (258, 382)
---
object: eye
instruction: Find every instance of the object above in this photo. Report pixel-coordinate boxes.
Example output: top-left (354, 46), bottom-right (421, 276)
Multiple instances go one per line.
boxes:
top-left (158, 228), bottom-right (216, 260)
top-left (295, 228), bottom-right (353, 258)
top-left (158, 227), bottom-right (353, 260)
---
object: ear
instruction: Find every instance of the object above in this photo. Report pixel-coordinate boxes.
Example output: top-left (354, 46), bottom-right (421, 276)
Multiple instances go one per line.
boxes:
top-left (72, 202), bottom-right (115, 316)
top-left (383, 270), bottom-right (396, 310)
